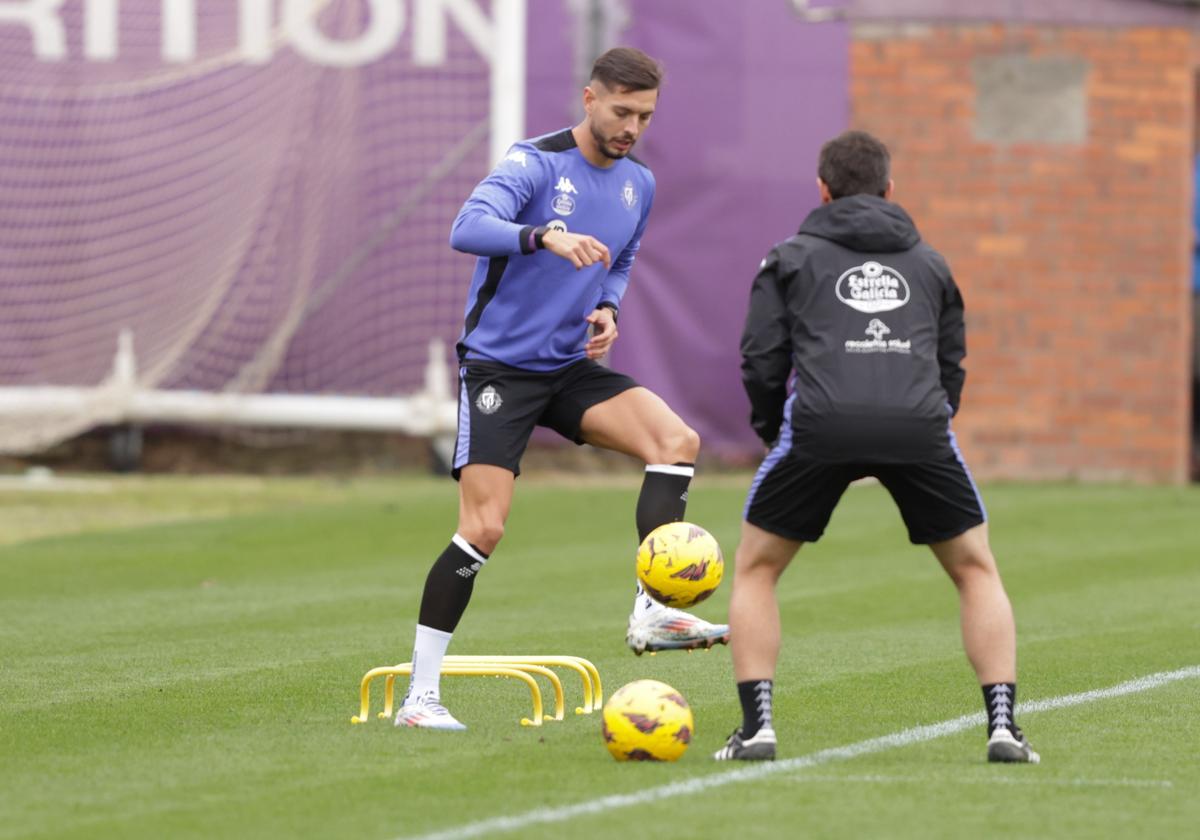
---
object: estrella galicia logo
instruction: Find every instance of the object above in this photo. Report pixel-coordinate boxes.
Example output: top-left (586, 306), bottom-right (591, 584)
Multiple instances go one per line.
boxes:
top-left (475, 385), bottom-right (502, 415)
top-left (621, 179), bottom-right (637, 210)
top-left (551, 193), bottom-right (575, 216)
top-left (835, 261), bottom-right (910, 313)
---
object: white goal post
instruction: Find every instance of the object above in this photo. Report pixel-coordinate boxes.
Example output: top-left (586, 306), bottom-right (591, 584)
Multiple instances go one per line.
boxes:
top-left (0, 330), bottom-right (457, 437)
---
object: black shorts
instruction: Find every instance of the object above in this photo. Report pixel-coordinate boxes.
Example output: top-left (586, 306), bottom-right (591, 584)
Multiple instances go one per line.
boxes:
top-left (743, 447), bottom-right (987, 545)
top-left (451, 358), bottom-right (639, 479)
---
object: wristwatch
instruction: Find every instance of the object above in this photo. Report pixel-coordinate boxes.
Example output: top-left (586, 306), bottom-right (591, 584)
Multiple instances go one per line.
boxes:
top-left (597, 301), bottom-right (619, 323)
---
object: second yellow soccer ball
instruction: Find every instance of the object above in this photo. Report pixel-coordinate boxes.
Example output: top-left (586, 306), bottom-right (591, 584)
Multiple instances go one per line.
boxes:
top-left (635, 521), bottom-right (724, 608)
top-left (602, 679), bottom-right (694, 761)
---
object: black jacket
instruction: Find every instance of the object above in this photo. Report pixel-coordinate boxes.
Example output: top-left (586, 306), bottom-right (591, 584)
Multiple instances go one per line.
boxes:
top-left (740, 195), bottom-right (966, 462)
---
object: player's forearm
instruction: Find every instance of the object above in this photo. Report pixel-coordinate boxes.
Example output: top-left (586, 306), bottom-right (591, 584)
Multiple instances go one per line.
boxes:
top-left (600, 270), bottom-right (631, 308)
top-left (449, 208), bottom-right (531, 256)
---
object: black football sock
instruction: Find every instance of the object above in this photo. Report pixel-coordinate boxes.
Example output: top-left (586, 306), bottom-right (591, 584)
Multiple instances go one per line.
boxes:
top-left (737, 679), bottom-right (774, 739)
top-left (636, 462), bottom-right (695, 543)
top-left (982, 682), bottom-right (1019, 736)
top-left (417, 535), bottom-right (489, 633)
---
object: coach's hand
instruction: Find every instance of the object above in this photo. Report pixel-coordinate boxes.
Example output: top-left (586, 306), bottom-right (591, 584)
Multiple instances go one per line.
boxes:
top-left (585, 308), bottom-right (618, 359)
top-left (542, 230), bottom-right (611, 270)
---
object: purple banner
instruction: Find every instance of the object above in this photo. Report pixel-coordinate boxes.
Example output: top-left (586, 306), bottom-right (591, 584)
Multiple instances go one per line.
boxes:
top-left (0, 0), bottom-right (848, 458)
top-left (609, 2), bottom-right (849, 456)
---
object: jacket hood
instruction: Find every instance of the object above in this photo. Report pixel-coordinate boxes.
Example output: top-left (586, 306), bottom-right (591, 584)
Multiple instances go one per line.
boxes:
top-left (797, 195), bottom-right (920, 253)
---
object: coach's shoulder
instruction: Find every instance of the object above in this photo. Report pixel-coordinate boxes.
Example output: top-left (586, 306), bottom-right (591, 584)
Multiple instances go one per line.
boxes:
top-left (914, 240), bottom-right (953, 274)
top-left (777, 232), bottom-right (821, 260)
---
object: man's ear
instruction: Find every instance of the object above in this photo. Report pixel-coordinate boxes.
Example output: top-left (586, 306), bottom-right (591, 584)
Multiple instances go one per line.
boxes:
top-left (817, 177), bottom-right (833, 204)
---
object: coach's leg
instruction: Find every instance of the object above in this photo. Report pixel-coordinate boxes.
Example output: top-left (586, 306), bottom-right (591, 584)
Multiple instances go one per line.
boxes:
top-left (930, 523), bottom-right (1015, 685)
top-left (730, 521), bottom-right (801, 682)
top-left (399, 466), bottom-right (514, 727)
top-left (579, 387), bottom-right (701, 541)
top-left (714, 521), bottom-right (800, 760)
top-left (931, 522), bottom-right (1036, 760)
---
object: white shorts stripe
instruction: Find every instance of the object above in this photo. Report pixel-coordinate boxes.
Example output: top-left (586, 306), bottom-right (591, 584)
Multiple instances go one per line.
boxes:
top-left (453, 370), bottom-right (470, 469)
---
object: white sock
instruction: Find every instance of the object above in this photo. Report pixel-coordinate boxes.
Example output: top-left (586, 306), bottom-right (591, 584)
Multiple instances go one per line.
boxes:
top-left (407, 624), bottom-right (453, 699)
top-left (632, 581), bottom-right (661, 617)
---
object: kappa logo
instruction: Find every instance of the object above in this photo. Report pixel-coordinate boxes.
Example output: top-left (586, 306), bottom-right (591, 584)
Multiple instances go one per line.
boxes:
top-left (844, 318), bottom-right (912, 355)
top-left (552, 176), bottom-right (577, 216)
top-left (835, 260), bottom-right (911, 313)
top-left (476, 385), bottom-right (503, 414)
top-left (621, 179), bottom-right (638, 210)
top-left (504, 150), bottom-right (527, 167)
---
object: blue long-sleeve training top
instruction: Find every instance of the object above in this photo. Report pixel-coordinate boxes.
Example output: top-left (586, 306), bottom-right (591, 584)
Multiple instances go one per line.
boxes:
top-left (450, 128), bottom-right (656, 371)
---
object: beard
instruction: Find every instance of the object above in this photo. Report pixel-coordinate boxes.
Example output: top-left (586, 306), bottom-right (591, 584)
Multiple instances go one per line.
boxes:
top-left (590, 121), bottom-right (635, 159)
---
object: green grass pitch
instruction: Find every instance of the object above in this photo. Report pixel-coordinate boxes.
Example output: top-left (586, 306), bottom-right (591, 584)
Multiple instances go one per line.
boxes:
top-left (2, 474), bottom-right (1198, 839)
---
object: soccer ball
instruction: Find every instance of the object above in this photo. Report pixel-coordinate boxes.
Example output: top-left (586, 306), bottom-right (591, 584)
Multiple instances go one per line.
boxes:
top-left (601, 679), bottom-right (694, 762)
top-left (636, 521), bottom-right (724, 608)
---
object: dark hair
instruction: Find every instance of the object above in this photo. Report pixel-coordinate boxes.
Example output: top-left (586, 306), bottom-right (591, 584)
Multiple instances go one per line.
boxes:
top-left (591, 47), bottom-right (663, 92)
top-left (818, 131), bottom-right (891, 199)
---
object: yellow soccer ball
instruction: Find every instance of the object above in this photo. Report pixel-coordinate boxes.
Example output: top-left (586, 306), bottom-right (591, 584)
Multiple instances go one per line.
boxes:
top-left (636, 522), bottom-right (724, 608)
top-left (602, 679), bottom-right (694, 762)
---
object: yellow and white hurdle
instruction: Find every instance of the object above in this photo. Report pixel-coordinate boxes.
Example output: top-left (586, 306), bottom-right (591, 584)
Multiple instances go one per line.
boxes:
top-left (351, 655), bottom-right (602, 728)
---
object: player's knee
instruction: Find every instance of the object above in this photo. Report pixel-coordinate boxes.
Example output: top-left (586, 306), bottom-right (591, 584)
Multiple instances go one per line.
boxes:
top-left (945, 548), bottom-right (998, 587)
top-left (654, 423), bottom-right (700, 464)
top-left (459, 519), bottom-right (505, 555)
top-left (734, 543), bottom-right (788, 580)
top-left (679, 425), bottom-right (701, 461)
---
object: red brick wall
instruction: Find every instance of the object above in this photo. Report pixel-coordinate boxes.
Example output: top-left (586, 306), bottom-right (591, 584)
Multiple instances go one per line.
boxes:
top-left (851, 24), bottom-right (1196, 483)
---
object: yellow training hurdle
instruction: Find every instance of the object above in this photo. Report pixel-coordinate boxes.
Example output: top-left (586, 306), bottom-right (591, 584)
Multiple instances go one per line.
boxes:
top-left (352, 655), bottom-right (601, 728)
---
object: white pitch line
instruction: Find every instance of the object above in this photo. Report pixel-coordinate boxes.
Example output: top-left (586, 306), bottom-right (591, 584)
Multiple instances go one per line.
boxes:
top-left (795, 773), bottom-right (1174, 789)
top-left (400, 665), bottom-right (1200, 840)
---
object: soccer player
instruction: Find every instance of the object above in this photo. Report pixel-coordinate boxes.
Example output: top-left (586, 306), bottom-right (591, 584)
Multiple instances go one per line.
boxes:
top-left (395, 47), bottom-right (729, 731)
top-left (714, 131), bottom-right (1038, 764)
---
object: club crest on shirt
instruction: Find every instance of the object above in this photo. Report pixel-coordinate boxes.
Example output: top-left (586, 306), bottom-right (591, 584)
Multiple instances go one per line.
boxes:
top-left (476, 385), bottom-right (503, 415)
top-left (621, 179), bottom-right (638, 210)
